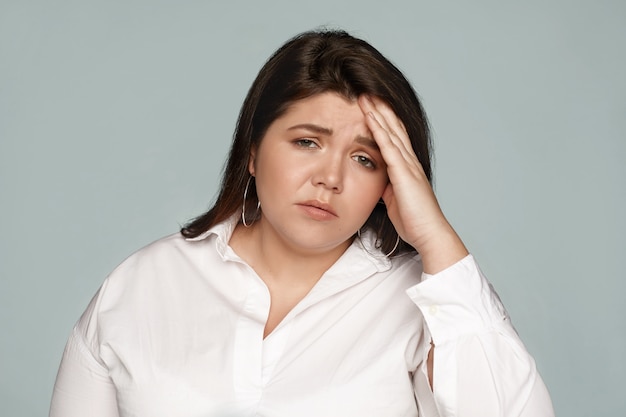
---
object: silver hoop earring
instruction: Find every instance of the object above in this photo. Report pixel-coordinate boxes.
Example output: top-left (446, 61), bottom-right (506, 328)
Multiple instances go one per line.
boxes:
top-left (357, 228), bottom-right (400, 258)
top-left (386, 234), bottom-right (401, 257)
top-left (242, 176), bottom-right (260, 227)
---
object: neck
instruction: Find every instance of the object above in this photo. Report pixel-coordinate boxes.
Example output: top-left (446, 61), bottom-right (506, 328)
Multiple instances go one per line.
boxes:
top-left (230, 219), bottom-right (350, 287)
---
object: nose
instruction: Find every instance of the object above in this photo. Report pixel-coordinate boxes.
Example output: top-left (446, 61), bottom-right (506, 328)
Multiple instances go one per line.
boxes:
top-left (311, 155), bottom-right (344, 193)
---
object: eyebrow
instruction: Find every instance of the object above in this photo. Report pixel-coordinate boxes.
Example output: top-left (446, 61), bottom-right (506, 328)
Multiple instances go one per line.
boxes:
top-left (287, 123), bottom-right (332, 135)
top-left (287, 123), bottom-right (379, 151)
top-left (355, 135), bottom-right (379, 151)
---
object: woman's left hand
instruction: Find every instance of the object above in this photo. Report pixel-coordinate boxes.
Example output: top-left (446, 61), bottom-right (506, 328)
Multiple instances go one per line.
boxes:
top-left (358, 96), bottom-right (468, 274)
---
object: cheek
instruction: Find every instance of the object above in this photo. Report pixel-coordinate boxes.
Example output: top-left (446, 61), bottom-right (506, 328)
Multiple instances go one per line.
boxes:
top-left (347, 175), bottom-right (387, 210)
top-left (255, 158), bottom-right (302, 199)
top-left (360, 170), bottom-right (388, 195)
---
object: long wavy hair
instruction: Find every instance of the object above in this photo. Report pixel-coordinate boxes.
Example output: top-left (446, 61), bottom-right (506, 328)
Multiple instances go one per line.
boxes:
top-left (181, 29), bottom-right (433, 257)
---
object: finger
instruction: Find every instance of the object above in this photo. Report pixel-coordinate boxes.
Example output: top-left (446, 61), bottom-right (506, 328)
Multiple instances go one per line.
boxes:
top-left (360, 96), bottom-right (409, 153)
top-left (366, 109), bottom-right (427, 186)
top-left (361, 96), bottom-right (430, 187)
top-left (368, 97), bottom-right (416, 159)
top-left (360, 97), bottom-right (400, 142)
top-left (361, 101), bottom-right (401, 156)
top-left (370, 96), bottom-right (408, 136)
top-left (360, 96), bottom-right (416, 165)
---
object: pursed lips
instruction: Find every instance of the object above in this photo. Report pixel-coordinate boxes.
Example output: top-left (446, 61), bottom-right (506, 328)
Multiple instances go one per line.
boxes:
top-left (298, 200), bottom-right (338, 217)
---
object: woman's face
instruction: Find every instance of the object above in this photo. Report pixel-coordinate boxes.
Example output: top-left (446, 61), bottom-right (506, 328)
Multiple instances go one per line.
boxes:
top-left (248, 92), bottom-right (389, 254)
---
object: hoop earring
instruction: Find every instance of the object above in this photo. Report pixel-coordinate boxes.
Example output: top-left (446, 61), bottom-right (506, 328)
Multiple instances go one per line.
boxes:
top-left (242, 176), bottom-right (260, 227)
top-left (357, 228), bottom-right (400, 258)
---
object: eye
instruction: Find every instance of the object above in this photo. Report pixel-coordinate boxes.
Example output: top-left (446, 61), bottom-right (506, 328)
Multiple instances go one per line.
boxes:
top-left (294, 138), bottom-right (318, 148)
top-left (353, 154), bottom-right (376, 169)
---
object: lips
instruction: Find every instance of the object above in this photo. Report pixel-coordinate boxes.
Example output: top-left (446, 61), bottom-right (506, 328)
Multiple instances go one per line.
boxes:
top-left (297, 200), bottom-right (338, 219)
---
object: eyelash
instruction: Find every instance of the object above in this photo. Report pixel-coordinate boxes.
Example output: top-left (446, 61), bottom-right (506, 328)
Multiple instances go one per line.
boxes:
top-left (294, 138), bottom-right (318, 148)
top-left (353, 155), bottom-right (376, 169)
top-left (293, 138), bottom-right (377, 169)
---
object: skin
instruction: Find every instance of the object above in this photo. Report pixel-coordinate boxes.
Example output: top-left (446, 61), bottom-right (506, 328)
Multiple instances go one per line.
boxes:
top-left (359, 95), bottom-right (468, 387)
top-left (358, 95), bottom-right (468, 274)
top-left (230, 92), bottom-right (468, 384)
top-left (247, 93), bottom-right (389, 260)
top-left (231, 92), bottom-right (390, 338)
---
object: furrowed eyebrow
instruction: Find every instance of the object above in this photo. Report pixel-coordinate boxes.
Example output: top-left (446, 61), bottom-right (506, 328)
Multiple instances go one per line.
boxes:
top-left (287, 123), bottom-right (379, 151)
top-left (355, 135), bottom-right (379, 151)
top-left (287, 123), bottom-right (333, 135)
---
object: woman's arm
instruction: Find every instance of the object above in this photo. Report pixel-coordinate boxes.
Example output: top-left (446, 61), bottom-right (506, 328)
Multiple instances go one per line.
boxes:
top-left (409, 255), bottom-right (554, 417)
top-left (49, 290), bottom-right (119, 417)
top-left (359, 96), bottom-right (554, 416)
top-left (358, 96), bottom-right (468, 275)
top-left (49, 327), bottom-right (119, 417)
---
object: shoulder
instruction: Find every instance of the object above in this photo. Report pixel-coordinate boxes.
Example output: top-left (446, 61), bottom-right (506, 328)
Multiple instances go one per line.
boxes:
top-left (94, 232), bottom-right (219, 306)
top-left (80, 231), bottom-right (221, 331)
top-left (112, 232), bottom-right (214, 275)
top-left (72, 228), bottom-right (234, 358)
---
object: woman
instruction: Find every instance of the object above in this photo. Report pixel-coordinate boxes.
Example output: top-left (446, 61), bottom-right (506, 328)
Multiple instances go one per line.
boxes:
top-left (50, 30), bottom-right (554, 416)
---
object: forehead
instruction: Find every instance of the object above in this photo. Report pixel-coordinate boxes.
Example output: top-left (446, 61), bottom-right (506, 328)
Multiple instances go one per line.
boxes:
top-left (273, 92), bottom-right (365, 128)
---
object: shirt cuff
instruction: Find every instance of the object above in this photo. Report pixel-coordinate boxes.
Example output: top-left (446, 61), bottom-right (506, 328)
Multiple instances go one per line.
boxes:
top-left (405, 254), bottom-right (510, 346)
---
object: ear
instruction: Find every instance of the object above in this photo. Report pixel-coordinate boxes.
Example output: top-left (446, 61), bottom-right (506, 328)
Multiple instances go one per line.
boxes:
top-left (248, 146), bottom-right (257, 176)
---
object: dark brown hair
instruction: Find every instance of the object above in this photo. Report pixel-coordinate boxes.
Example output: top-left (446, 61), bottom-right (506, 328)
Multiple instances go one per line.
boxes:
top-left (181, 29), bottom-right (432, 256)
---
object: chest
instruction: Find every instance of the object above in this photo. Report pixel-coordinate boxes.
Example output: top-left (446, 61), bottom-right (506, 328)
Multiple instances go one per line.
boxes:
top-left (99, 254), bottom-right (425, 416)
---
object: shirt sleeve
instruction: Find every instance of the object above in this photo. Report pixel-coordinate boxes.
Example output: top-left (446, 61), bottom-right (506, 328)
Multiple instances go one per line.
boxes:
top-left (406, 254), bottom-right (555, 417)
top-left (49, 288), bottom-right (120, 417)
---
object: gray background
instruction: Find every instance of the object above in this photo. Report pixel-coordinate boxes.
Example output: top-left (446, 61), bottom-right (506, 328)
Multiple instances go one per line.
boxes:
top-left (1, 0), bottom-right (624, 415)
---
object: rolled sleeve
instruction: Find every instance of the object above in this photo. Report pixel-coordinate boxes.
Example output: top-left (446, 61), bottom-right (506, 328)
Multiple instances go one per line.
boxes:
top-left (407, 254), bottom-right (510, 345)
top-left (406, 255), bottom-right (554, 417)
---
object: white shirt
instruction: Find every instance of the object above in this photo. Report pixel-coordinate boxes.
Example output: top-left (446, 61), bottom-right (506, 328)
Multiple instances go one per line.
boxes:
top-left (50, 218), bottom-right (554, 417)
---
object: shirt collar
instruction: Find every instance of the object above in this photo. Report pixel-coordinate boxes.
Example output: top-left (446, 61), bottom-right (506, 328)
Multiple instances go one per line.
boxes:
top-left (185, 213), bottom-right (392, 272)
top-left (184, 214), bottom-right (239, 260)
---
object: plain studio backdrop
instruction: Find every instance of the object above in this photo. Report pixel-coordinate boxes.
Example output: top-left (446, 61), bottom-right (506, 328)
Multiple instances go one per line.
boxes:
top-left (1, 1), bottom-right (624, 416)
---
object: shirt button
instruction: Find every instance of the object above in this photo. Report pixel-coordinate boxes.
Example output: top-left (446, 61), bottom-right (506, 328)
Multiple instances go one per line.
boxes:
top-left (429, 305), bottom-right (439, 315)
